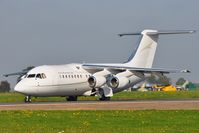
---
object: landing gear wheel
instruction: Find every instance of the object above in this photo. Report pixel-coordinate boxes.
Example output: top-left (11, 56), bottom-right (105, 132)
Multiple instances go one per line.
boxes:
top-left (24, 96), bottom-right (32, 103)
top-left (99, 96), bottom-right (110, 101)
top-left (90, 88), bottom-right (97, 96)
top-left (98, 88), bottom-right (111, 101)
top-left (66, 96), bottom-right (78, 101)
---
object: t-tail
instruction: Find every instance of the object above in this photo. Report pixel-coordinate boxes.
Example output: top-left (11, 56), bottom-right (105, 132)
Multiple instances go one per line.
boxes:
top-left (120, 30), bottom-right (195, 68)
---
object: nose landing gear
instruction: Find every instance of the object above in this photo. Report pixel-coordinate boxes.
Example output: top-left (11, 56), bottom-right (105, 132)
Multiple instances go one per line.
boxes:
top-left (24, 96), bottom-right (32, 103)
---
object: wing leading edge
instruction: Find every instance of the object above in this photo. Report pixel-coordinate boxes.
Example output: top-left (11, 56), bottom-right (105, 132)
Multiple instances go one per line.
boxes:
top-left (82, 64), bottom-right (190, 74)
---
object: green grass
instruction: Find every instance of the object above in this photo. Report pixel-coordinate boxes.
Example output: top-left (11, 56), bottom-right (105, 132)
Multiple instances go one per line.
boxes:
top-left (112, 90), bottom-right (199, 100)
top-left (0, 91), bottom-right (199, 103)
top-left (0, 110), bottom-right (198, 133)
top-left (0, 92), bottom-right (198, 132)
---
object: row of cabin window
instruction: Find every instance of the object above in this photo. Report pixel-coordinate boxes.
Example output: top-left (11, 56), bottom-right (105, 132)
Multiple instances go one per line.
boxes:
top-left (60, 74), bottom-right (91, 79)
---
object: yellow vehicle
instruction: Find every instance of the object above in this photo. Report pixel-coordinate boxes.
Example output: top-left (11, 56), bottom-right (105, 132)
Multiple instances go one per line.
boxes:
top-left (152, 85), bottom-right (177, 91)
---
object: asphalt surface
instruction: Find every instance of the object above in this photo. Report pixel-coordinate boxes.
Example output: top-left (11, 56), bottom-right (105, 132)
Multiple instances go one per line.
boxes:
top-left (0, 100), bottom-right (199, 110)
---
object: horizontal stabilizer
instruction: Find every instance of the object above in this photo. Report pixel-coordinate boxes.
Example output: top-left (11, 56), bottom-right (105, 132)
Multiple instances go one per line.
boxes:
top-left (119, 33), bottom-right (141, 37)
top-left (119, 30), bottom-right (196, 37)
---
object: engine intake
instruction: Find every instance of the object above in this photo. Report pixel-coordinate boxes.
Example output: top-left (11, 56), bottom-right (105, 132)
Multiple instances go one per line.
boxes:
top-left (108, 76), bottom-right (130, 89)
top-left (88, 76), bottom-right (106, 88)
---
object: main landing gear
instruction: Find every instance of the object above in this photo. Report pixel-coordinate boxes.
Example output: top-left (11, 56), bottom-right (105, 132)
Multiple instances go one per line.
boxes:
top-left (24, 96), bottom-right (32, 103)
top-left (98, 88), bottom-right (110, 101)
top-left (66, 96), bottom-right (78, 101)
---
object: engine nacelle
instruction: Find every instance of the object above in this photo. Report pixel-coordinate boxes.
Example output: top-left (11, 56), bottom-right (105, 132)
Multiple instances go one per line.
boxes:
top-left (88, 76), bottom-right (106, 88)
top-left (108, 76), bottom-right (130, 89)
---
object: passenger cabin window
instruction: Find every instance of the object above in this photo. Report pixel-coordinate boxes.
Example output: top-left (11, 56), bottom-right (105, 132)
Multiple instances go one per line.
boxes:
top-left (27, 74), bottom-right (35, 78)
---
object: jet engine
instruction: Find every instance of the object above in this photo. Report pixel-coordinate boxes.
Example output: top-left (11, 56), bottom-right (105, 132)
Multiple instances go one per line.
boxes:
top-left (108, 76), bottom-right (130, 89)
top-left (88, 76), bottom-right (106, 88)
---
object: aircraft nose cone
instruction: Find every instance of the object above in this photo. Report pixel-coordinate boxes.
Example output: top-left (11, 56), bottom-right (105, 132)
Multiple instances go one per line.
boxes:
top-left (14, 81), bottom-right (24, 93)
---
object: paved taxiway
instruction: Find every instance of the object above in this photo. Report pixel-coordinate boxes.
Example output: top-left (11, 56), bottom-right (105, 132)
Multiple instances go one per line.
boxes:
top-left (0, 100), bottom-right (199, 110)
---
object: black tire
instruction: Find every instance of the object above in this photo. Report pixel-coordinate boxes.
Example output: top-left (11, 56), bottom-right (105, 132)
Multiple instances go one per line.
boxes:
top-left (99, 96), bottom-right (110, 101)
top-left (66, 96), bottom-right (78, 101)
top-left (24, 96), bottom-right (31, 103)
top-left (98, 88), bottom-right (111, 101)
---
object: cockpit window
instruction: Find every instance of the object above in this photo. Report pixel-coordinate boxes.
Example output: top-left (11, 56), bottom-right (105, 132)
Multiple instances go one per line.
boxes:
top-left (27, 74), bottom-right (35, 78)
top-left (41, 73), bottom-right (46, 79)
top-left (36, 74), bottom-right (42, 79)
top-left (27, 73), bottom-right (46, 79)
top-left (24, 74), bottom-right (27, 78)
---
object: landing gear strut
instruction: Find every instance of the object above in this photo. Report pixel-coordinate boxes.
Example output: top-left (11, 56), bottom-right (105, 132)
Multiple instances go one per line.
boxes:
top-left (24, 96), bottom-right (31, 103)
top-left (98, 88), bottom-right (110, 101)
top-left (66, 96), bottom-right (78, 101)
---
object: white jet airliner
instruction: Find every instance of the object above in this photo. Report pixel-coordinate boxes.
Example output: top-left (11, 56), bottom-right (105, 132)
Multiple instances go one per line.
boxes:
top-left (14, 29), bottom-right (194, 102)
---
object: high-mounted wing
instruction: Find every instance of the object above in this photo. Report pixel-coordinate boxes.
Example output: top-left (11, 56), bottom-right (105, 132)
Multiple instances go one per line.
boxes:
top-left (3, 66), bottom-right (35, 77)
top-left (3, 72), bottom-right (27, 77)
top-left (82, 64), bottom-right (190, 74)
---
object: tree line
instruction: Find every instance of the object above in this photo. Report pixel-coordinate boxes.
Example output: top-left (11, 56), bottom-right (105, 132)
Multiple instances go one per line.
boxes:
top-left (0, 81), bottom-right (10, 92)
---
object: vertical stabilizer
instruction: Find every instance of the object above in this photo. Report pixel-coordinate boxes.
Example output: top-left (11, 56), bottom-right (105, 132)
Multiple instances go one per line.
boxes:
top-left (124, 30), bottom-right (158, 68)
top-left (121, 29), bottom-right (195, 68)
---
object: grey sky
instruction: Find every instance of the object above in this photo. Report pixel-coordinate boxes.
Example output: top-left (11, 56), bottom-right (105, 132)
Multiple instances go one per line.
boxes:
top-left (0, 0), bottom-right (199, 88)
